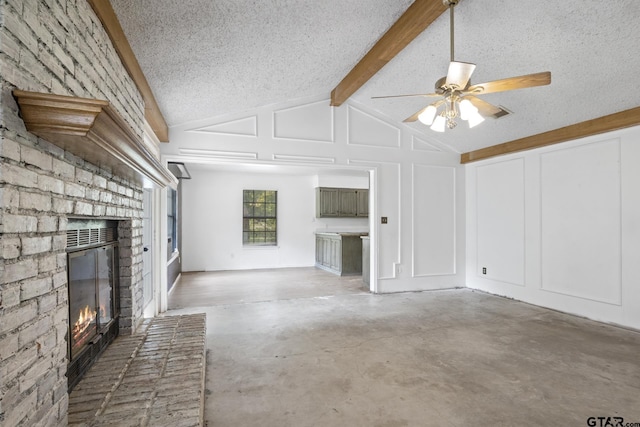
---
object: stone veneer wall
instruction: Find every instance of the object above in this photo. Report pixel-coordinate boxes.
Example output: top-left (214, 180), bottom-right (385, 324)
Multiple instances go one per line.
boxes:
top-left (1, 1), bottom-right (148, 425)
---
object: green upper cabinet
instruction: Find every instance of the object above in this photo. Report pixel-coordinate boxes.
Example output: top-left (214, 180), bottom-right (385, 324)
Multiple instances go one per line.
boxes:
top-left (356, 189), bottom-right (369, 217)
top-left (316, 187), bottom-right (368, 218)
top-left (316, 188), bottom-right (340, 217)
top-left (339, 189), bottom-right (358, 216)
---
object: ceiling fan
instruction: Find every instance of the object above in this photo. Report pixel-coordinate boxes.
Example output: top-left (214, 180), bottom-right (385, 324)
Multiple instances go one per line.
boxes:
top-left (374, 0), bottom-right (551, 132)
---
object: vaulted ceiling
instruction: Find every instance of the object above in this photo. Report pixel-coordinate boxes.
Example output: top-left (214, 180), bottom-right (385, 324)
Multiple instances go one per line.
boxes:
top-left (109, 0), bottom-right (640, 154)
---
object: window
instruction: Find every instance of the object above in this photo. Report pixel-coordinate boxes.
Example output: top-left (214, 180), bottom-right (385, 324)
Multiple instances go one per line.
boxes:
top-left (243, 190), bottom-right (277, 246)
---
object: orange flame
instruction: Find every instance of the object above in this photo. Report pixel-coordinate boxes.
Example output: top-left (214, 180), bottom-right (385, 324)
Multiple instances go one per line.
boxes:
top-left (73, 305), bottom-right (96, 338)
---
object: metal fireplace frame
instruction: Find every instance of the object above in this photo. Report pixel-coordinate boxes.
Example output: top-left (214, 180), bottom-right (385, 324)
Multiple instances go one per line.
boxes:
top-left (66, 219), bottom-right (121, 391)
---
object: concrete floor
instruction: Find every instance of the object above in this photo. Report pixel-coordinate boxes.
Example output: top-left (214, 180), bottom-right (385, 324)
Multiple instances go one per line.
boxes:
top-left (168, 268), bottom-right (640, 427)
top-left (169, 267), bottom-right (368, 309)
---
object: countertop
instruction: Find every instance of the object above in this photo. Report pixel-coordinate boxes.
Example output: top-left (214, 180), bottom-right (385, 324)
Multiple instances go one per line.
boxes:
top-left (315, 231), bottom-right (369, 237)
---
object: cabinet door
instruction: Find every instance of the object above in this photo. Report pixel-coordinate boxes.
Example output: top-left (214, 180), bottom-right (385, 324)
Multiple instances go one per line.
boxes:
top-left (316, 188), bottom-right (340, 217)
top-left (330, 238), bottom-right (341, 271)
top-left (339, 189), bottom-right (358, 217)
top-left (356, 189), bottom-right (368, 217)
top-left (323, 237), bottom-right (332, 266)
top-left (316, 236), bottom-right (323, 264)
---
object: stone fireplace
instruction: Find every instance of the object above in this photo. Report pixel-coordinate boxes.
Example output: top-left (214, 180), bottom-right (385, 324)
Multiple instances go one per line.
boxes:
top-left (0, 91), bottom-right (175, 425)
top-left (0, 2), bottom-right (179, 424)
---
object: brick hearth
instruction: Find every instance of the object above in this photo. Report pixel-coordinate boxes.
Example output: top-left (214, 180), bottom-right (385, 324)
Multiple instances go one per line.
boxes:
top-left (68, 314), bottom-right (206, 427)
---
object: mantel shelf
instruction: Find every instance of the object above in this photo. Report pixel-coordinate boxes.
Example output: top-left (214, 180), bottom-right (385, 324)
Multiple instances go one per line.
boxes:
top-left (13, 90), bottom-right (177, 188)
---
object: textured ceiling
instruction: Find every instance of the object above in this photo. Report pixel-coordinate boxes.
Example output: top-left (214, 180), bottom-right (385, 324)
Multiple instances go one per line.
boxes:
top-left (111, 0), bottom-right (640, 153)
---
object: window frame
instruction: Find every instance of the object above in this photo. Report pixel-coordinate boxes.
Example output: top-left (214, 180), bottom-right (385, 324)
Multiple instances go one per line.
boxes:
top-left (167, 188), bottom-right (178, 256)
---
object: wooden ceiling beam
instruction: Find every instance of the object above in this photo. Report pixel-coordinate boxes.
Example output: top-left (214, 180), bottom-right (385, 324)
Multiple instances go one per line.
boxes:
top-left (88, 0), bottom-right (169, 142)
top-left (460, 106), bottom-right (640, 163)
top-left (330, 0), bottom-right (448, 106)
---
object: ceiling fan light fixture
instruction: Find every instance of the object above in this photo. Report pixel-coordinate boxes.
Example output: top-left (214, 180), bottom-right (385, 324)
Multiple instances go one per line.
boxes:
top-left (418, 105), bottom-right (438, 125)
top-left (467, 110), bottom-right (485, 128)
top-left (430, 114), bottom-right (446, 132)
top-left (373, 0), bottom-right (551, 133)
top-left (459, 99), bottom-right (475, 121)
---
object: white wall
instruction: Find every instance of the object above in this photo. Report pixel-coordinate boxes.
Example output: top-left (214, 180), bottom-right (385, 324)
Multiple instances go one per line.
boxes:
top-left (182, 170), bottom-right (319, 271)
top-left (163, 96), bottom-right (466, 292)
top-left (466, 125), bottom-right (640, 330)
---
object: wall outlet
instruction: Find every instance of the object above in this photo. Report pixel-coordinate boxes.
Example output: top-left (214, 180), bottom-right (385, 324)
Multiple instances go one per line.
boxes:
top-left (381, 216), bottom-right (388, 224)
top-left (482, 267), bottom-right (487, 275)
top-left (394, 263), bottom-right (402, 275)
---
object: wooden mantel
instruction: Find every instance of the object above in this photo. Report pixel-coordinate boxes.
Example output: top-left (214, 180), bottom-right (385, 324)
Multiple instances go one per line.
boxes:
top-left (13, 90), bottom-right (177, 188)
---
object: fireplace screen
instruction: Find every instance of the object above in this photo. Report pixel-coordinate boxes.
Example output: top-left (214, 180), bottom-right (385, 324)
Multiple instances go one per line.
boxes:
top-left (68, 244), bottom-right (118, 360)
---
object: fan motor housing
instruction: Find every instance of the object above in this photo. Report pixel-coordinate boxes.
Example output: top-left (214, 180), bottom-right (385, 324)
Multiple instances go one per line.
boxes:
top-left (435, 76), bottom-right (470, 93)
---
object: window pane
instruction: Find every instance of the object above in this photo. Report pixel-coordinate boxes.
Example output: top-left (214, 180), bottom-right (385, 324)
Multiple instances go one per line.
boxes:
top-left (266, 191), bottom-right (276, 203)
top-left (254, 203), bottom-right (265, 217)
top-left (266, 232), bottom-right (276, 244)
top-left (243, 232), bottom-right (250, 244)
top-left (266, 218), bottom-right (276, 231)
top-left (243, 190), bottom-right (254, 202)
top-left (254, 190), bottom-right (265, 203)
top-left (167, 189), bottom-right (175, 215)
top-left (265, 203), bottom-right (276, 217)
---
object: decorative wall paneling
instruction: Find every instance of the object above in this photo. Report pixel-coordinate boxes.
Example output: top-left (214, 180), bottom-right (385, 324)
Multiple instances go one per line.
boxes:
top-left (347, 105), bottom-right (401, 148)
top-left (165, 95), bottom-right (464, 293)
top-left (540, 139), bottom-right (622, 305)
top-left (412, 135), bottom-right (442, 152)
top-left (271, 154), bottom-right (336, 164)
top-left (372, 162), bottom-right (401, 281)
top-left (466, 126), bottom-right (640, 330)
top-left (475, 159), bottom-right (526, 286)
top-left (273, 100), bottom-right (334, 142)
top-left (178, 148), bottom-right (258, 161)
top-left (412, 165), bottom-right (456, 277)
top-left (188, 116), bottom-right (258, 137)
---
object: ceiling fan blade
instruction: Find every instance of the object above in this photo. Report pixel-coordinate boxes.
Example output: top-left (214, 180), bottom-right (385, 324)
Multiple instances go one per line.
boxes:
top-left (372, 93), bottom-right (440, 100)
top-left (464, 96), bottom-right (510, 119)
top-left (445, 61), bottom-right (476, 89)
top-left (467, 71), bottom-right (551, 95)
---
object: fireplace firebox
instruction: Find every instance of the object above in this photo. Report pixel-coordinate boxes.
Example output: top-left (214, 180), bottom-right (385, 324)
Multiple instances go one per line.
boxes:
top-left (66, 220), bottom-right (120, 391)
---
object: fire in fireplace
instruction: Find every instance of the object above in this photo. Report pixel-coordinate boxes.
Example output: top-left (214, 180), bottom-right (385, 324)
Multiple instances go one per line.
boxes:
top-left (66, 219), bottom-right (120, 390)
top-left (71, 305), bottom-right (96, 358)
